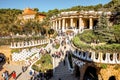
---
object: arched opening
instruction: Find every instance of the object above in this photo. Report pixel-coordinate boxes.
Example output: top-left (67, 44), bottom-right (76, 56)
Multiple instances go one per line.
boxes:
top-left (110, 54), bottom-right (113, 61)
top-left (88, 52), bottom-right (92, 58)
top-left (109, 76), bottom-right (116, 80)
top-left (83, 52), bottom-right (86, 57)
top-left (95, 53), bottom-right (99, 59)
top-left (74, 65), bottom-right (80, 78)
top-left (83, 66), bottom-right (98, 80)
top-left (79, 51), bottom-right (81, 55)
top-left (117, 53), bottom-right (120, 61)
top-left (102, 53), bottom-right (106, 60)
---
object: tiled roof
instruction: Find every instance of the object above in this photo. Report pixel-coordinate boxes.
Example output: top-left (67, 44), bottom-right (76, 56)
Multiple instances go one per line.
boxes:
top-left (22, 8), bottom-right (37, 15)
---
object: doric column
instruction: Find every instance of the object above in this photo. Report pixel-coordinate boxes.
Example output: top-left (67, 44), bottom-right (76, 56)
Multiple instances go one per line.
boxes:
top-left (89, 18), bottom-right (93, 29)
top-left (59, 19), bottom-right (61, 29)
top-left (79, 17), bottom-right (82, 31)
top-left (70, 18), bottom-right (73, 27)
top-left (53, 21), bottom-right (55, 29)
top-left (52, 21), bottom-right (54, 29)
top-left (62, 18), bottom-right (65, 30)
top-left (56, 20), bottom-right (58, 30)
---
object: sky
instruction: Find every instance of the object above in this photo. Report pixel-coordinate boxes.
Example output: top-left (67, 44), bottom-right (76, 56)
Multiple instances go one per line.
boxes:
top-left (0, 0), bottom-right (111, 12)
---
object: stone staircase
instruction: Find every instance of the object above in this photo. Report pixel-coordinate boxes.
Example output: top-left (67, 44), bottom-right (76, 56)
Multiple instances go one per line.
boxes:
top-left (50, 57), bottom-right (78, 80)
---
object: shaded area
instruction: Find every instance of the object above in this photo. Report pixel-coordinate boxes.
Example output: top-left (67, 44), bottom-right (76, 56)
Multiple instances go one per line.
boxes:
top-left (74, 65), bottom-right (80, 78)
top-left (83, 66), bottom-right (98, 80)
top-left (0, 53), bottom-right (6, 70)
top-left (109, 76), bottom-right (116, 80)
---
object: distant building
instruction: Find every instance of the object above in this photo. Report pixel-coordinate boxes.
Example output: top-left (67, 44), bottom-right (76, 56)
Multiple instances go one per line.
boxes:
top-left (22, 8), bottom-right (36, 20)
top-left (18, 8), bottom-right (46, 21)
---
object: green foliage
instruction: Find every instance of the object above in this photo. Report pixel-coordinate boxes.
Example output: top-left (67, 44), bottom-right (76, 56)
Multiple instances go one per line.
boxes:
top-left (79, 30), bottom-right (97, 43)
top-left (97, 13), bottom-right (108, 29)
top-left (11, 49), bottom-right (20, 53)
top-left (112, 24), bottom-right (120, 43)
top-left (32, 54), bottom-right (53, 72)
top-left (114, 65), bottom-right (120, 70)
top-left (101, 64), bottom-right (107, 69)
top-left (54, 43), bottom-right (60, 49)
top-left (72, 28), bottom-right (120, 52)
top-left (95, 43), bottom-right (120, 53)
top-left (72, 36), bottom-right (91, 50)
top-left (33, 8), bottom-right (39, 12)
top-left (48, 29), bottom-right (54, 36)
top-left (0, 9), bottom-right (22, 36)
top-left (26, 53), bottom-right (36, 60)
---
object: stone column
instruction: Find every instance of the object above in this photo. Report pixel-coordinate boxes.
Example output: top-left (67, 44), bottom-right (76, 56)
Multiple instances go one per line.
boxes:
top-left (62, 18), bottom-right (65, 31)
top-left (65, 20), bottom-right (68, 29)
top-left (79, 17), bottom-right (82, 31)
top-left (51, 21), bottom-right (54, 29)
top-left (56, 20), bottom-right (58, 30)
top-left (89, 18), bottom-right (93, 29)
top-left (70, 18), bottom-right (73, 28)
top-left (59, 19), bottom-right (61, 29)
top-left (53, 21), bottom-right (55, 29)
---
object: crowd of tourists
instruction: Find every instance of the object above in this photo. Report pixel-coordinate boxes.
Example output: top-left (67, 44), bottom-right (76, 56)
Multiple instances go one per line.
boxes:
top-left (2, 70), bottom-right (16, 80)
top-left (29, 70), bottom-right (53, 80)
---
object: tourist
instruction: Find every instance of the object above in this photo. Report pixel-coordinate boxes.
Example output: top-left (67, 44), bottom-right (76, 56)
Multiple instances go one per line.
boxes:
top-left (12, 71), bottom-right (16, 80)
top-left (29, 70), bottom-right (34, 80)
top-left (2, 72), bottom-right (5, 80)
top-left (58, 78), bottom-right (61, 80)
top-left (22, 66), bottom-right (24, 72)
top-left (4, 71), bottom-right (9, 80)
top-left (33, 71), bottom-right (37, 80)
top-left (63, 59), bottom-right (66, 66)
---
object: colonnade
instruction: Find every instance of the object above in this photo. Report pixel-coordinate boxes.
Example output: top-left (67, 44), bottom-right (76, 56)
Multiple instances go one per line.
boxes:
top-left (50, 11), bottom-right (111, 32)
top-left (51, 17), bottom-right (94, 31)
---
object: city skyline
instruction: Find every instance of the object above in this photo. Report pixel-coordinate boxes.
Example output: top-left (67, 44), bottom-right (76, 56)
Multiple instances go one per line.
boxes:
top-left (0, 0), bottom-right (111, 12)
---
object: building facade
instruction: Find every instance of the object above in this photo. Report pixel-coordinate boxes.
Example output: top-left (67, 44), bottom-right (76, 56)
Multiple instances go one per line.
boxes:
top-left (50, 10), bottom-right (111, 33)
top-left (18, 8), bottom-right (46, 21)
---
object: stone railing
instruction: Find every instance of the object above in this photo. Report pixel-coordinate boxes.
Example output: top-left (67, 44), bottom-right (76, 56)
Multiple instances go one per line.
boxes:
top-left (71, 43), bottom-right (120, 64)
top-left (10, 39), bottom-right (50, 48)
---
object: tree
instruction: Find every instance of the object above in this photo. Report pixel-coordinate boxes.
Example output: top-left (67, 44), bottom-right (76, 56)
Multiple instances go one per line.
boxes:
top-left (110, 4), bottom-right (120, 24)
top-left (48, 29), bottom-right (54, 37)
top-left (40, 27), bottom-right (46, 36)
top-left (94, 13), bottom-right (111, 42)
top-left (112, 25), bottom-right (120, 43)
top-left (34, 8), bottom-right (39, 12)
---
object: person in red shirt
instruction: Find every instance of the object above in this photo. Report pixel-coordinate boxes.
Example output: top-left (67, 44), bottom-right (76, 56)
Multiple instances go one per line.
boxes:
top-left (12, 71), bottom-right (16, 80)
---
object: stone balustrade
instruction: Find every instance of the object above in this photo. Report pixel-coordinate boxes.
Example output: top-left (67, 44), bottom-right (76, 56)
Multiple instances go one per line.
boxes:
top-left (10, 39), bottom-right (50, 48)
top-left (72, 50), bottom-right (120, 64)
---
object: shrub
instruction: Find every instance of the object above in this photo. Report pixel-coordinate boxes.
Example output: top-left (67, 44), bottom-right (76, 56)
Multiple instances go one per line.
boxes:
top-left (32, 54), bottom-right (53, 72)
top-left (54, 43), bottom-right (60, 49)
top-left (101, 64), bottom-right (107, 69)
top-left (11, 49), bottom-right (19, 53)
